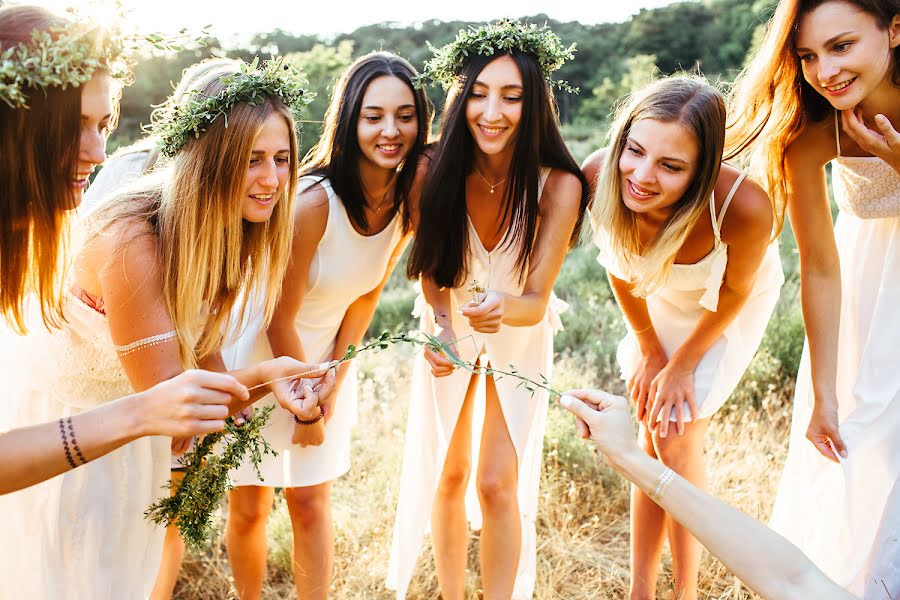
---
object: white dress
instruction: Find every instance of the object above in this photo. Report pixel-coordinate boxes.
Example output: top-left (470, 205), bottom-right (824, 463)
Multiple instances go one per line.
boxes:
top-left (770, 117), bottom-right (900, 599)
top-left (0, 294), bottom-right (170, 600)
top-left (80, 149), bottom-right (150, 214)
top-left (596, 172), bottom-right (784, 421)
top-left (387, 169), bottom-right (568, 599)
top-left (222, 176), bottom-right (404, 487)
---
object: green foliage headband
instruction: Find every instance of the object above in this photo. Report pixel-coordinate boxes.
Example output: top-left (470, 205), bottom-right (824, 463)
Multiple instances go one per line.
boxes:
top-left (149, 56), bottom-right (313, 159)
top-left (421, 19), bottom-right (577, 93)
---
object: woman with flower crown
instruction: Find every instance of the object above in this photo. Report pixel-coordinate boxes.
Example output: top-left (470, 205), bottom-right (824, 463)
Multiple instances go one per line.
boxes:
top-left (0, 50), bottom-right (333, 598)
top-left (727, 1), bottom-right (900, 596)
top-left (221, 51), bottom-right (432, 600)
top-left (0, 7), bottom-right (287, 495)
top-left (387, 21), bottom-right (589, 599)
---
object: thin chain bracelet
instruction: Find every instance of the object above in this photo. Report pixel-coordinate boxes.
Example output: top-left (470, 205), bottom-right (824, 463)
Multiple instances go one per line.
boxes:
top-left (648, 466), bottom-right (676, 502)
top-left (66, 417), bottom-right (87, 465)
top-left (58, 418), bottom-right (78, 469)
top-left (114, 330), bottom-right (178, 356)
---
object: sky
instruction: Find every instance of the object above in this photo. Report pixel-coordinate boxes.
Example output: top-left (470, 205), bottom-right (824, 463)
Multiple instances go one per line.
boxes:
top-left (28, 0), bottom-right (680, 39)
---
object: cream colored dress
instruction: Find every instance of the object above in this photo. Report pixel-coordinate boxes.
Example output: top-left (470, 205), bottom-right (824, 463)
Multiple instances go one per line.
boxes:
top-left (223, 175), bottom-right (404, 487)
top-left (387, 169), bottom-right (568, 599)
top-left (770, 117), bottom-right (900, 599)
top-left (0, 295), bottom-right (170, 599)
top-left (596, 172), bottom-right (784, 421)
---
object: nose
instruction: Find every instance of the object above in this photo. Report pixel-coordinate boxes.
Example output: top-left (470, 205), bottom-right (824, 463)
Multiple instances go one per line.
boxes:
top-left (258, 159), bottom-right (279, 188)
top-left (817, 56), bottom-right (840, 83)
top-left (632, 158), bottom-right (656, 184)
top-left (483, 93), bottom-right (502, 122)
top-left (382, 116), bottom-right (399, 139)
top-left (79, 127), bottom-right (107, 167)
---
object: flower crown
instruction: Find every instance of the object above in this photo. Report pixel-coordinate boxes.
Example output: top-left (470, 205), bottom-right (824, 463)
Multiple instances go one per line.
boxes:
top-left (149, 56), bottom-right (313, 159)
top-left (420, 19), bottom-right (577, 93)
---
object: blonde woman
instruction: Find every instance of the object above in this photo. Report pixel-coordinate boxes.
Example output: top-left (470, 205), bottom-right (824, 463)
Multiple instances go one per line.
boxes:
top-left (583, 77), bottom-right (783, 600)
top-left (0, 6), bottom-right (262, 496)
top-left (727, 1), bottom-right (900, 595)
top-left (0, 58), bottom-right (331, 599)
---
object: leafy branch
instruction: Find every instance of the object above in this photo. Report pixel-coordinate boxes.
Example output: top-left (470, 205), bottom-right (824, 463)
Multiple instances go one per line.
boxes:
top-left (145, 330), bottom-right (558, 548)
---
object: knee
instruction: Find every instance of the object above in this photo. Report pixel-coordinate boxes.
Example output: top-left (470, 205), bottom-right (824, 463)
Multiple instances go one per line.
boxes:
top-left (652, 435), bottom-right (693, 472)
top-left (436, 461), bottom-right (471, 500)
top-left (476, 472), bottom-right (517, 514)
top-left (284, 486), bottom-right (330, 530)
top-left (228, 489), bottom-right (271, 533)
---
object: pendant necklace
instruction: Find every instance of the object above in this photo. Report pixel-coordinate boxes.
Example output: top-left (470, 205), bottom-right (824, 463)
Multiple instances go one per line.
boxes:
top-left (473, 166), bottom-right (507, 194)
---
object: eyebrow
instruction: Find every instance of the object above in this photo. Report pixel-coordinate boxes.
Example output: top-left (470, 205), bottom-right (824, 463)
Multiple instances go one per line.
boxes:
top-left (251, 149), bottom-right (291, 154)
top-left (82, 113), bottom-right (112, 121)
top-left (796, 31), bottom-right (855, 52)
top-left (472, 81), bottom-right (523, 91)
top-left (627, 138), bottom-right (690, 164)
top-left (361, 103), bottom-right (417, 110)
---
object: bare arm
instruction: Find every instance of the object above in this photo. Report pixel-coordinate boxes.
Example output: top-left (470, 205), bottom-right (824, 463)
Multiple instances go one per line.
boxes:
top-left (560, 391), bottom-right (855, 600)
top-left (785, 123), bottom-right (846, 460)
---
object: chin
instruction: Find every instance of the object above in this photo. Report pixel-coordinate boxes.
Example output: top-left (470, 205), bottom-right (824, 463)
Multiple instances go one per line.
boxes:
top-left (242, 210), bottom-right (274, 223)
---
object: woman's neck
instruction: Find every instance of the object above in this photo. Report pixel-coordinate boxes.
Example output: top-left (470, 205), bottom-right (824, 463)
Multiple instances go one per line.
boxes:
top-left (472, 149), bottom-right (514, 181)
top-left (357, 159), bottom-right (397, 200)
top-left (856, 79), bottom-right (900, 125)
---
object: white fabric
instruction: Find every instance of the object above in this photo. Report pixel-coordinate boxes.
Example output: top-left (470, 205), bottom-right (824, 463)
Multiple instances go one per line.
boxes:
top-left (80, 150), bottom-right (149, 214)
top-left (595, 173), bottom-right (784, 421)
top-left (770, 140), bottom-right (900, 597)
top-left (222, 175), bottom-right (404, 487)
top-left (387, 169), bottom-right (565, 599)
top-left (0, 294), bottom-right (169, 600)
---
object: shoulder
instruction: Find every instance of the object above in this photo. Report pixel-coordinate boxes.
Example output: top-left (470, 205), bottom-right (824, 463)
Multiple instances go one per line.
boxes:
top-left (292, 178), bottom-right (330, 243)
top-left (581, 147), bottom-right (608, 186)
top-left (717, 165), bottom-right (773, 243)
top-left (541, 168), bottom-right (583, 216)
top-left (785, 117), bottom-right (835, 168)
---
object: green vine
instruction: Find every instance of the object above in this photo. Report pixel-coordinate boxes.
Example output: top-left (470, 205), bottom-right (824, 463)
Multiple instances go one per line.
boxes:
top-left (145, 330), bottom-right (559, 548)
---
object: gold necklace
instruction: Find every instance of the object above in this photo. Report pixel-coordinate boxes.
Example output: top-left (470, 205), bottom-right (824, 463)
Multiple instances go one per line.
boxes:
top-left (473, 166), bottom-right (507, 194)
top-left (361, 175), bottom-right (396, 215)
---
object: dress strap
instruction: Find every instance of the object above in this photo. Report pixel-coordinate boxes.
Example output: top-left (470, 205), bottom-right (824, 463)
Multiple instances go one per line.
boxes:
top-left (833, 111), bottom-right (842, 157)
top-left (711, 171), bottom-right (749, 241)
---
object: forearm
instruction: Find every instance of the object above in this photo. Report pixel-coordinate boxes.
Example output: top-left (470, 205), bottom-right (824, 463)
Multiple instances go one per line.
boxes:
top-left (609, 274), bottom-right (665, 356)
top-left (0, 395), bottom-right (143, 495)
top-left (329, 294), bottom-right (380, 386)
top-left (499, 290), bottom-right (552, 327)
top-left (668, 284), bottom-right (753, 370)
top-left (422, 277), bottom-right (454, 329)
top-left (615, 451), bottom-right (853, 600)
top-left (799, 267), bottom-right (841, 400)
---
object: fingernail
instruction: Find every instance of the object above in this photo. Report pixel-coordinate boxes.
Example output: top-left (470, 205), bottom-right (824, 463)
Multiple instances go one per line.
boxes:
top-left (875, 114), bottom-right (886, 121)
top-left (559, 394), bottom-right (574, 407)
top-left (840, 449), bottom-right (848, 458)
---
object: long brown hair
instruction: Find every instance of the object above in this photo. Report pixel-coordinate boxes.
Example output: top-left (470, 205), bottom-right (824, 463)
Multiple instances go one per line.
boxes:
top-left (725, 0), bottom-right (900, 233)
top-left (87, 68), bottom-right (297, 366)
top-left (0, 6), bottom-right (83, 333)
top-left (592, 77), bottom-right (725, 297)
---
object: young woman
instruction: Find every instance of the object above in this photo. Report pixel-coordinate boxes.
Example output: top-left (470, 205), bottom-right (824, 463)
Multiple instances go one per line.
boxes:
top-left (0, 6), bottom-right (262, 495)
top-left (727, 1), bottom-right (900, 596)
top-left (387, 22), bottom-right (589, 599)
top-left (583, 77), bottom-right (783, 600)
top-left (0, 56), bottom-right (331, 599)
top-left (222, 52), bottom-right (431, 600)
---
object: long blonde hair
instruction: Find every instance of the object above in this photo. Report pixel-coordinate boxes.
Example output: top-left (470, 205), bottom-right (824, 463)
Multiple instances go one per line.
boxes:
top-left (725, 0), bottom-right (900, 234)
top-left (87, 67), bottom-right (297, 366)
top-left (591, 77), bottom-right (725, 297)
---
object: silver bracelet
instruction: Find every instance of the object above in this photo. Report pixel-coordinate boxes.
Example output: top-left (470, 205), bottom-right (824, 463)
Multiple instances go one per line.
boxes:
top-left (648, 466), bottom-right (676, 502)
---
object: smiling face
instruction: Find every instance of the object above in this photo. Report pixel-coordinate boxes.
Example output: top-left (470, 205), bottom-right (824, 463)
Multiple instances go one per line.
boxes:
top-left (241, 112), bottom-right (292, 223)
top-left (356, 75), bottom-right (418, 171)
top-left (74, 72), bottom-right (114, 207)
top-left (618, 118), bottom-right (700, 216)
top-left (795, 1), bottom-right (900, 110)
top-left (465, 54), bottom-right (523, 157)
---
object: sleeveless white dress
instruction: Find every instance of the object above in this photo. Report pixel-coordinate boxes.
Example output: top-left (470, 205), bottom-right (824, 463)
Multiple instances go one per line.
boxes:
top-left (770, 117), bottom-right (900, 599)
top-left (222, 175), bottom-right (404, 487)
top-left (81, 149), bottom-right (150, 214)
top-left (596, 172), bottom-right (784, 421)
top-left (0, 295), bottom-right (170, 599)
top-left (387, 169), bottom-right (568, 599)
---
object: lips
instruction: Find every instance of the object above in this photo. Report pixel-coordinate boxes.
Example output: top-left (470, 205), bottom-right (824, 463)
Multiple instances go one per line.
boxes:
top-left (72, 174), bottom-right (91, 190)
top-left (478, 124), bottom-right (507, 137)
top-left (377, 143), bottom-right (402, 156)
top-left (626, 179), bottom-right (658, 200)
top-left (824, 76), bottom-right (857, 94)
top-left (248, 193), bottom-right (274, 206)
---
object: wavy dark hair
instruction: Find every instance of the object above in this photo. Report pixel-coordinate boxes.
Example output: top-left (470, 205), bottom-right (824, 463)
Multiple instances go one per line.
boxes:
top-left (300, 51), bottom-right (433, 232)
top-left (408, 51), bottom-right (590, 289)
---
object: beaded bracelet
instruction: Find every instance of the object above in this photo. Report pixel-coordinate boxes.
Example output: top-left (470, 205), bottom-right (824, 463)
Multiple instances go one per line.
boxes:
top-left (648, 466), bottom-right (676, 502)
top-left (293, 408), bottom-right (324, 426)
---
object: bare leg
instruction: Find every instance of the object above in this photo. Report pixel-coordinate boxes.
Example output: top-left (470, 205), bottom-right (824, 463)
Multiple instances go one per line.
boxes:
top-left (432, 372), bottom-right (479, 600)
top-left (284, 483), bottom-right (333, 600)
top-left (150, 472), bottom-right (186, 600)
top-left (629, 424), bottom-right (667, 600)
top-left (652, 418), bottom-right (711, 600)
top-left (226, 485), bottom-right (275, 600)
top-left (476, 372), bottom-right (521, 599)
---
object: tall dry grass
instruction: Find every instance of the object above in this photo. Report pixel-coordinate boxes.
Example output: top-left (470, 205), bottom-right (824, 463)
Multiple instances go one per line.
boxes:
top-left (174, 242), bottom-right (803, 599)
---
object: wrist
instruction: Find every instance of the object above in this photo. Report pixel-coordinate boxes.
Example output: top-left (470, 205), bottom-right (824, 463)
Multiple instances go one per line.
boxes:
top-left (111, 393), bottom-right (147, 441)
top-left (608, 447), bottom-right (652, 480)
top-left (667, 351), bottom-right (699, 374)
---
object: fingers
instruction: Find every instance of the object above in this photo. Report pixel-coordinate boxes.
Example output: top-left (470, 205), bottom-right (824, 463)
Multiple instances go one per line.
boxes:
top-left (558, 393), bottom-right (599, 423)
top-left (658, 403), bottom-right (672, 438)
top-left (190, 403), bottom-right (230, 421)
top-left (566, 388), bottom-right (621, 410)
top-left (875, 113), bottom-right (900, 147)
top-left (828, 429), bottom-right (849, 460)
top-left (187, 419), bottom-right (227, 435)
top-left (575, 417), bottom-right (591, 439)
top-left (685, 389), bottom-right (699, 426)
top-left (674, 399), bottom-right (684, 436)
top-left (183, 369), bottom-right (249, 402)
top-left (424, 346), bottom-right (455, 377)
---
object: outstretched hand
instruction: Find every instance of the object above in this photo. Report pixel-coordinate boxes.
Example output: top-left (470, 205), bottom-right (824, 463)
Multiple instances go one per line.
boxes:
top-left (842, 109), bottom-right (900, 173)
top-left (558, 390), bottom-right (639, 468)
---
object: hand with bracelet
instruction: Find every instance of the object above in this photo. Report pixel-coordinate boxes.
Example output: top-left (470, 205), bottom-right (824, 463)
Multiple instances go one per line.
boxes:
top-left (557, 390), bottom-right (855, 600)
